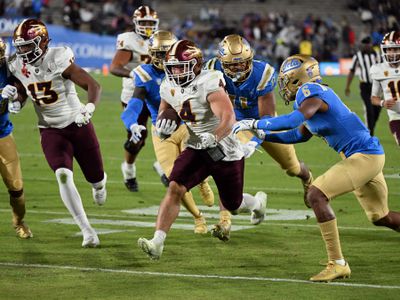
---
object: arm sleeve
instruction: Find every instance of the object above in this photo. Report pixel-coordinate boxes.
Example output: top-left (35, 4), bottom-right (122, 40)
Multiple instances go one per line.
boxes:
top-left (120, 97), bottom-right (144, 129)
top-left (265, 127), bottom-right (311, 144)
top-left (256, 110), bottom-right (306, 131)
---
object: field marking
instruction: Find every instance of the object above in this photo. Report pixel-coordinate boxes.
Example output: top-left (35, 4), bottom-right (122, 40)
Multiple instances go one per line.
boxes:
top-left (0, 262), bottom-right (399, 290)
top-left (0, 209), bottom-right (389, 232)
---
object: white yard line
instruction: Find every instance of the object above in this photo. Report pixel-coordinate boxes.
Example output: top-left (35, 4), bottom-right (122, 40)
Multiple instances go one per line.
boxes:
top-left (0, 262), bottom-right (399, 290)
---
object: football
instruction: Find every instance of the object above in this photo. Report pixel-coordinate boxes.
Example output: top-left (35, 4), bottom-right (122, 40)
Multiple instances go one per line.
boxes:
top-left (157, 108), bottom-right (181, 129)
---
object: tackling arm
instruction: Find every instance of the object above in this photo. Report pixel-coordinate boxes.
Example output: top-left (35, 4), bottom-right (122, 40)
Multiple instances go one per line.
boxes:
top-left (120, 87), bottom-right (147, 129)
top-left (265, 125), bottom-right (312, 144)
top-left (207, 87), bottom-right (236, 141)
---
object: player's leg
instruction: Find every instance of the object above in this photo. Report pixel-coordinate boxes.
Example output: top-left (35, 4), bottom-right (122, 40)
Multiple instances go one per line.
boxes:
top-left (152, 125), bottom-right (207, 233)
top-left (72, 122), bottom-right (107, 206)
top-left (389, 119), bottom-right (400, 146)
top-left (210, 158), bottom-right (266, 241)
top-left (138, 148), bottom-right (209, 259)
top-left (40, 126), bottom-right (99, 247)
top-left (0, 134), bottom-right (32, 238)
top-left (307, 153), bottom-right (383, 281)
top-left (353, 160), bottom-right (400, 231)
top-left (121, 102), bottom-right (150, 192)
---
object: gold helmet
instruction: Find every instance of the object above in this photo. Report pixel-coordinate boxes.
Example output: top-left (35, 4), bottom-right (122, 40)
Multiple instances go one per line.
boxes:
top-left (278, 54), bottom-right (321, 104)
top-left (148, 30), bottom-right (177, 70)
top-left (0, 38), bottom-right (5, 66)
top-left (132, 6), bottom-right (159, 38)
top-left (218, 34), bottom-right (254, 82)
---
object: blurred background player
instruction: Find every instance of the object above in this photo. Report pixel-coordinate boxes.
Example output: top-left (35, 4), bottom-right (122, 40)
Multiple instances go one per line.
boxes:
top-left (121, 30), bottom-right (213, 233)
top-left (0, 38), bottom-right (32, 239)
top-left (233, 54), bottom-right (400, 282)
top-left (6, 19), bottom-right (106, 248)
top-left (204, 34), bottom-right (312, 224)
top-left (110, 5), bottom-right (167, 192)
top-left (370, 31), bottom-right (400, 146)
top-left (345, 36), bottom-right (381, 136)
top-left (138, 40), bottom-right (266, 259)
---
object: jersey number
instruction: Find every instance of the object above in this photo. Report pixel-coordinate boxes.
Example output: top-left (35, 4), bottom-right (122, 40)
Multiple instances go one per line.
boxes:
top-left (179, 100), bottom-right (196, 122)
top-left (27, 81), bottom-right (58, 106)
top-left (388, 80), bottom-right (400, 99)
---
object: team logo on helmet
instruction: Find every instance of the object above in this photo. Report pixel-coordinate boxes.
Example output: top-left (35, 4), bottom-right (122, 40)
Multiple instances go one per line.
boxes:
top-left (282, 58), bottom-right (302, 73)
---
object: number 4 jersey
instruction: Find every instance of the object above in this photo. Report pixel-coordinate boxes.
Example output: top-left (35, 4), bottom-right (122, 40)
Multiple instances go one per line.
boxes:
top-left (160, 69), bottom-right (243, 161)
top-left (370, 62), bottom-right (400, 121)
top-left (8, 46), bottom-right (82, 128)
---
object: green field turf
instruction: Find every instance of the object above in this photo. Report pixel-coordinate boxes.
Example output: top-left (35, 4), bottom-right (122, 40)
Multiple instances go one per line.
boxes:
top-left (0, 74), bottom-right (399, 299)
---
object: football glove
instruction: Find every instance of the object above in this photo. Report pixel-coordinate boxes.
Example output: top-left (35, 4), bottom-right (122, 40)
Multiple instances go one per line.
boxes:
top-left (155, 119), bottom-right (177, 136)
top-left (8, 101), bottom-right (21, 114)
top-left (198, 132), bottom-right (217, 148)
top-left (1, 84), bottom-right (18, 101)
top-left (240, 141), bottom-right (258, 159)
top-left (232, 119), bottom-right (259, 134)
top-left (75, 103), bottom-right (95, 127)
top-left (129, 123), bottom-right (146, 143)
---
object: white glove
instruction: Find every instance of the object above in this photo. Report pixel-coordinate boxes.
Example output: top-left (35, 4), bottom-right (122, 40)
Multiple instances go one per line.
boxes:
top-left (198, 132), bottom-right (217, 148)
top-left (75, 103), bottom-right (95, 127)
top-left (129, 123), bottom-right (146, 143)
top-left (232, 119), bottom-right (258, 135)
top-left (155, 119), bottom-right (177, 136)
top-left (2, 85), bottom-right (18, 101)
top-left (240, 141), bottom-right (258, 159)
top-left (8, 101), bottom-right (21, 114)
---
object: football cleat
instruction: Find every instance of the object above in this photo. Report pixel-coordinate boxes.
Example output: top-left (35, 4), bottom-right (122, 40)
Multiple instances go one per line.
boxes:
top-left (250, 191), bottom-right (267, 225)
top-left (310, 261), bottom-right (351, 282)
top-left (302, 171), bottom-right (314, 208)
top-left (194, 213), bottom-right (208, 234)
top-left (82, 228), bottom-right (100, 248)
top-left (121, 162), bottom-right (139, 192)
top-left (14, 222), bottom-right (33, 239)
top-left (138, 238), bottom-right (163, 260)
top-left (211, 219), bottom-right (231, 242)
top-left (92, 173), bottom-right (107, 206)
top-left (198, 180), bottom-right (214, 207)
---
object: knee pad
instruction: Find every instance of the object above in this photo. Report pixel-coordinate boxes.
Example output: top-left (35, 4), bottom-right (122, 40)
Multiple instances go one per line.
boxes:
top-left (55, 168), bottom-right (73, 184)
top-left (9, 189), bottom-right (24, 199)
top-left (124, 139), bottom-right (144, 155)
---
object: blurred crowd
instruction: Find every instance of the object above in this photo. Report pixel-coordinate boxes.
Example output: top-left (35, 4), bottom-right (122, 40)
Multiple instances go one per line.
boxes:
top-left (0, 0), bottom-right (399, 64)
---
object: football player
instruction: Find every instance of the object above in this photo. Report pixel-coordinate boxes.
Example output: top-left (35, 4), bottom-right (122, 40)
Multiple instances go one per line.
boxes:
top-left (370, 31), bottom-right (400, 146)
top-left (110, 5), bottom-right (167, 192)
top-left (204, 34), bottom-right (313, 230)
top-left (0, 37), bottom-right (32, 239)
top-left (233, 54), bottom-right (400, 282)
top-left (120, 30), bottom-right (214, 234)
top-left (5, 19), bottom-right (107, 248)
top-left (137, 40), bottom-right (267, 260)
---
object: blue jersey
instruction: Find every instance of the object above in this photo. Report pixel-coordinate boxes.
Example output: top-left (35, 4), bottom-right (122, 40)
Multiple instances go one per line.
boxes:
top-left (0, 64), bottom-right (12, 138)
top-left (133, 64), bottom-right (165, 125)
top-left (205, 58), bottom-right (276, 120)
top-left (294, 82), bottom-right (383, 157)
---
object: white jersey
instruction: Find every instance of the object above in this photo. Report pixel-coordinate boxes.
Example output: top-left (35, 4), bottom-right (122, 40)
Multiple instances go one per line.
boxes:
top-left (370, 62), bottom-right (400, 121)
top-left (116, 31), bottom-right (149, 103)
top-left (8, 47), bottom-right (82, 129)
top-left (160, 69), bottom-right (244, 161)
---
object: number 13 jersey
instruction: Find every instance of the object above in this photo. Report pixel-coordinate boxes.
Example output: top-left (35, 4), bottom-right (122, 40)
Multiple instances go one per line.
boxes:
top-left (8, 46), bottom-right (81, 128)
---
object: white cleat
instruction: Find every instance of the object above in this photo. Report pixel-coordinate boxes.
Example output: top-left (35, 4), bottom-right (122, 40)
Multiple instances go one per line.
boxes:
top-left (92, 173), bottom-right (107, 206)
top-left (251, 191), bottom-right (267, 225)
top-left (138, 238), bottom-right (163, 260)
top-left (82, 229), bottom-right (100, 248)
